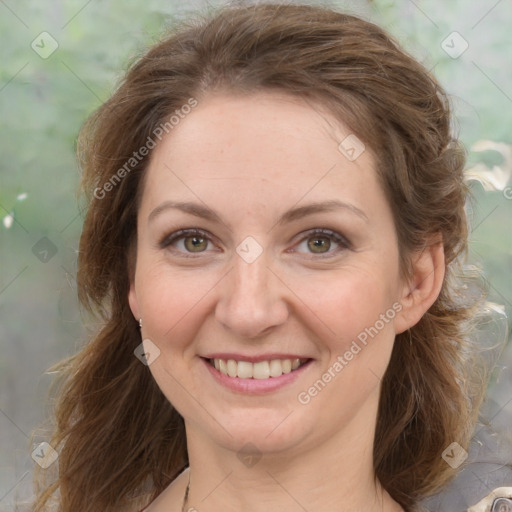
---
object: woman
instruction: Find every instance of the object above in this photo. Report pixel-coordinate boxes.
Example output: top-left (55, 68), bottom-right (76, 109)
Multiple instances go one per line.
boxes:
top-left (32, 3), bottom-right (510, 511)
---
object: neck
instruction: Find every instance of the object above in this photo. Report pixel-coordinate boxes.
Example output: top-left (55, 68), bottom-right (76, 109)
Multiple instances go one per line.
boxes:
top-left (183, 403), bottom-right (402, 512)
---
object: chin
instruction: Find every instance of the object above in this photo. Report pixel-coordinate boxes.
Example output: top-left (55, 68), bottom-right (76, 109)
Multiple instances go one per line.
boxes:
top-left (197, 405), bottom-right (317, 456)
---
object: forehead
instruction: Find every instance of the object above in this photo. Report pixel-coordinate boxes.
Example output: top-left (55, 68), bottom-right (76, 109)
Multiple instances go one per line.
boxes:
top-left (139, 91), bottom-right (384, 220)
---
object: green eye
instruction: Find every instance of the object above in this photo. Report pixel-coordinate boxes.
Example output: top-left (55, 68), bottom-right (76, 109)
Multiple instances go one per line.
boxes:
top-left (307, 236), bottom-right (331, 253)
top-left (294, 229), bottom-right (351, 257)
top-left (184, 235), bottom-right (208, 252)
top-left (161, 227), bottom-right (350, 258)
top-left (160, 228), bottom-right (213, 255)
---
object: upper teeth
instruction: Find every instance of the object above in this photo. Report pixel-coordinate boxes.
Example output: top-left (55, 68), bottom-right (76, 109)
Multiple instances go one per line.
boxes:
top-left (212, 358), bottom-right (305, 379)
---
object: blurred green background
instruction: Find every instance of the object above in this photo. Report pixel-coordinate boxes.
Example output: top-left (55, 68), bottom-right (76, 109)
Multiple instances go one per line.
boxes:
top-left (1, 0), bottom-right (511, 510)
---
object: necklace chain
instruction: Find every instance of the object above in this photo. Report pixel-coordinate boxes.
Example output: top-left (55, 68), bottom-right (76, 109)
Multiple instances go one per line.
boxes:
top-left (181, 479), bottom-right (190, 512)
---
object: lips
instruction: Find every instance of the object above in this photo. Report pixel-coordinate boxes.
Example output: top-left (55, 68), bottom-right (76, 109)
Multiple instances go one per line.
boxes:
top-left (202, 354), bottom-right (313, 394)
top-left (208, 357), bottom-right (310, 379)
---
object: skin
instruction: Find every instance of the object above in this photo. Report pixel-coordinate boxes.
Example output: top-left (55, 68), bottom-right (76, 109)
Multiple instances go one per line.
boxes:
top-left (129, 91), bottom-right (445, 512)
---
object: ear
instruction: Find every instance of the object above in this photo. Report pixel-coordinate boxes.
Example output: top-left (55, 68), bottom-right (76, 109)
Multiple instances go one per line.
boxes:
top-left (394, 240), bottom-right (445, 335)
top-left (128, 283), bottom-right (140, 322)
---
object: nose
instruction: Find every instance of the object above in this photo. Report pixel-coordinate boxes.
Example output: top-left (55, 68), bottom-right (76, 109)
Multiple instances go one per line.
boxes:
top-left (214, 250), bottom-right (289, 339)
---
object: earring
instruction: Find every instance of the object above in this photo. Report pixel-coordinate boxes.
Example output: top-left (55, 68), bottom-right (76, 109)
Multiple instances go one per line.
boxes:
top-left (139, 318), bottom-right (142, 328)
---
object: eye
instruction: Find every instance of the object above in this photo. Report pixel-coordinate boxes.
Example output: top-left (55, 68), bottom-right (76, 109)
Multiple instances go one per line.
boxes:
top-left (159, 227), bottom-right (350, 258)
top-left (292, 228), bottom-right (351, 257)
top-left (159, 228), bottom-right (216, 255)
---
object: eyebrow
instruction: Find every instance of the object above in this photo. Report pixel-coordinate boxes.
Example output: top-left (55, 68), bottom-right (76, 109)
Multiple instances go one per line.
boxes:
top-left (148, 199), bottom-right (368, 226)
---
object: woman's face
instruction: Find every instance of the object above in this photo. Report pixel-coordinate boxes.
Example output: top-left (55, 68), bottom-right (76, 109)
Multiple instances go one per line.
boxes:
top-left (129, 92), bottom-right (409, 456)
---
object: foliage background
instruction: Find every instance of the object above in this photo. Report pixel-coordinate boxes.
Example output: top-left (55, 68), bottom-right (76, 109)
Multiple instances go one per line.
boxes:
top-left (0, 0), bottom-right (511, 510)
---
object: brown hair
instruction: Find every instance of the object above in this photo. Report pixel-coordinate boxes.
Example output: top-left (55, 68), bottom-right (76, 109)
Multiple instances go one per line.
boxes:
top-left (33, 3), bottom-right (488, 511)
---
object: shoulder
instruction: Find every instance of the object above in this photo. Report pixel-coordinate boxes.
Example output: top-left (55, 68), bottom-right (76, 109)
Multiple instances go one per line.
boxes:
top-left (467, 487), bottom-right (512, 512)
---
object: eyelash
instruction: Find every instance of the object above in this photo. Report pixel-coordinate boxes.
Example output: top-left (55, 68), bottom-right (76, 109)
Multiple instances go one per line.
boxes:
top-left (159, 228), bottom-right (351, 258)
top-left (291, 228), bottom-right (351, 257)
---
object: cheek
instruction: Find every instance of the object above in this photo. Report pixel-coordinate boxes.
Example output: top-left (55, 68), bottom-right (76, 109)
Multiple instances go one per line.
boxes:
top-left (295, 273), bottom-right (399, 427)
top-left (296, 263), bottom-right (401, 411)
top-left (135, 260), bottom-right (216, 349)
top-left (299, 264), bottom-right (399, 344)
top-left (134, 263), bottom-right (216, 412)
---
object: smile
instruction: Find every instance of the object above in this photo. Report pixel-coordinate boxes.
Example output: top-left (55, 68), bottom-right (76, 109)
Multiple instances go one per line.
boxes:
top-left (208, 358), bottom-right (310, 380)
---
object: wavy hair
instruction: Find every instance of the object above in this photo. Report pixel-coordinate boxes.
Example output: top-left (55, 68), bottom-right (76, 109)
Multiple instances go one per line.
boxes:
top-left (33, 3), bottom-right (488, 511)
